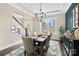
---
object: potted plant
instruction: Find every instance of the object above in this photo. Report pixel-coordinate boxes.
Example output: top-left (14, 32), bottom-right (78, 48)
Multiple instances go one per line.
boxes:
top-left (59, 25), bottom-right (65, 37)
top-left (59, 25), bottom-right (65, 44)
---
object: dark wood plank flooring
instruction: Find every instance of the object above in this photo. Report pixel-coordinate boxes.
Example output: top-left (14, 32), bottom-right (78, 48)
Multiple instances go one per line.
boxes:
top-left (0, 43), bottom-right (22, 56)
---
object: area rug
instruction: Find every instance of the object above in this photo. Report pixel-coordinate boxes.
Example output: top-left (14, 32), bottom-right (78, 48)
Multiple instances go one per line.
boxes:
top-left (5, 40), bottom-right (62, 56)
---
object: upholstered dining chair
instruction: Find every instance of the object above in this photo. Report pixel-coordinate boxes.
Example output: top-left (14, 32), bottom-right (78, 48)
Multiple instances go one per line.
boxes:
top-left (22, 37), bottom-right (38, 56)
top-left (38, 35), bottom-right (51, 56)
top-left (43, 35), bottom-right (51, 55)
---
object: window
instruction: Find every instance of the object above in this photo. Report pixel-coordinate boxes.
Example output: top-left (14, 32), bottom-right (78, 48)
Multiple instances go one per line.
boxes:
top-left (42, 18), bottom-right (57, 34)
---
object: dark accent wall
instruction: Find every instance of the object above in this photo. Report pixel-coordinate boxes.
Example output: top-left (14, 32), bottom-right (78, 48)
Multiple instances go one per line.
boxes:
top-left (65, 3), bottom-right (78, 31)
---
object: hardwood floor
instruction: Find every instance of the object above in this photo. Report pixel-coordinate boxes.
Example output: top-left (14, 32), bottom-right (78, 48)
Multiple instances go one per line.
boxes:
top-left (0, 43), bottom-right (22, 56)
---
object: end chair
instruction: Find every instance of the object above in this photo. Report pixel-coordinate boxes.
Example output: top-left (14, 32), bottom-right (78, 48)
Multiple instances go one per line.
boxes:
top-left (22, 37), bottom-right (38, 56)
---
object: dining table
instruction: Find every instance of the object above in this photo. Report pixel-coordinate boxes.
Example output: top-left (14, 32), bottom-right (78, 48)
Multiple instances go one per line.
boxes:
top-left (31, 35), bottom-right (48, 55)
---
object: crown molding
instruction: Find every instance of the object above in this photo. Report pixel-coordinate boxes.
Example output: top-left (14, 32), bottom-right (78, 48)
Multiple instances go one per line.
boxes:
top-left (8, 3), bottom-right (35, 18)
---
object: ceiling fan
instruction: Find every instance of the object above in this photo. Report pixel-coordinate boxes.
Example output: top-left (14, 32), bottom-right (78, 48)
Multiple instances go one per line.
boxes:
top-left (35, 3), bottom-right (61, 22)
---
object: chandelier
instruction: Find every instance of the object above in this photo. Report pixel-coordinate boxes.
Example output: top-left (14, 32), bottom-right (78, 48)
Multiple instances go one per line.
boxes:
top-left (35, 3), bottom-right (46, 22)
top-left (35, 3), bottom-right (61, 22)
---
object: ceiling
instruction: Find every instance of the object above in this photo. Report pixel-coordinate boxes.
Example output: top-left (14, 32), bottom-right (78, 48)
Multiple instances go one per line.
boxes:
top-left (20, 3), bottom-right (71, 15)
top-left (9, 3), bottom-right (71, 17)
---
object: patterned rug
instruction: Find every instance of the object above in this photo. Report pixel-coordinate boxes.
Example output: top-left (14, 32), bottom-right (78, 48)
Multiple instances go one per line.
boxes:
top-left (5, 40), bottom-right (63, 56)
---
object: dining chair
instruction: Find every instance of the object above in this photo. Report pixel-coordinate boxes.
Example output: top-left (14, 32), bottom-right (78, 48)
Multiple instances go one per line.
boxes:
top-left (22, 37), bottom-right (38, 56)
top-left (43, 35), bottom-right (51, 55)
top-left (38, 35), bottom-right (51, 56)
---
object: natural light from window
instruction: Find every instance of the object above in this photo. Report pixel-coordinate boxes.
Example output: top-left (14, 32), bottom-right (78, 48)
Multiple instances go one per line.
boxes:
top-left (42, 18), bottom-right (57, 35)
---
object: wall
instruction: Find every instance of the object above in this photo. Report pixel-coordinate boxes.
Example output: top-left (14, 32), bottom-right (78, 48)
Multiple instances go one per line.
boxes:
top-left (66, 11), bottom-right (73, 31)
top-left (65, 3), bottom-right (78, 31)
top-left (23, 17), bottom-right (41, 34)
top-left (23, 18), bottom-right (34, 34)
top-left (0, 4), bottom-right (31, 50)
top-left (33, 18), bottom-right (40, 33)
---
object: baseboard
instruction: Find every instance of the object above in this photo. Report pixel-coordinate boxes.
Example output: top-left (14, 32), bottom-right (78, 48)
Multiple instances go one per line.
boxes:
top-left (0, 40), bottom-right (22, 51)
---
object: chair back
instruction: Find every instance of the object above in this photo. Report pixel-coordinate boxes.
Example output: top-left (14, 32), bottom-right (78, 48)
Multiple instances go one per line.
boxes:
top-left (22, 37), bottom-right (34, 52)
top-left (44, 35), bottom-right (51, 48)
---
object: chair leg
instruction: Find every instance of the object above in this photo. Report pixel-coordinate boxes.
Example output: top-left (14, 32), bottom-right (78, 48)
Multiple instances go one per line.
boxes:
top-left (24, 51), bottom-right (26, 56)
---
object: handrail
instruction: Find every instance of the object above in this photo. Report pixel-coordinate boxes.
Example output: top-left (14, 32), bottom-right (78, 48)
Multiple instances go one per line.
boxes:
top-left (12, 16), bottom-right (25, 29)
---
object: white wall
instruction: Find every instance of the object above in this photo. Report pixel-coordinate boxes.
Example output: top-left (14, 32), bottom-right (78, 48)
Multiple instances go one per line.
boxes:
top-left (33, 19), bottom-right (40, 33)
top-left (23, 18), bottom-right (41, 34)
top-left (23, 19), bottom-right (34, 33)
top-left (0, 4), bottom-right (31, 50)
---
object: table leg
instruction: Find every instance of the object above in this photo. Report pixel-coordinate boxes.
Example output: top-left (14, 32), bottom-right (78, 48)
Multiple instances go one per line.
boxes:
top-left (39, 42), bottom-right (44, 56)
